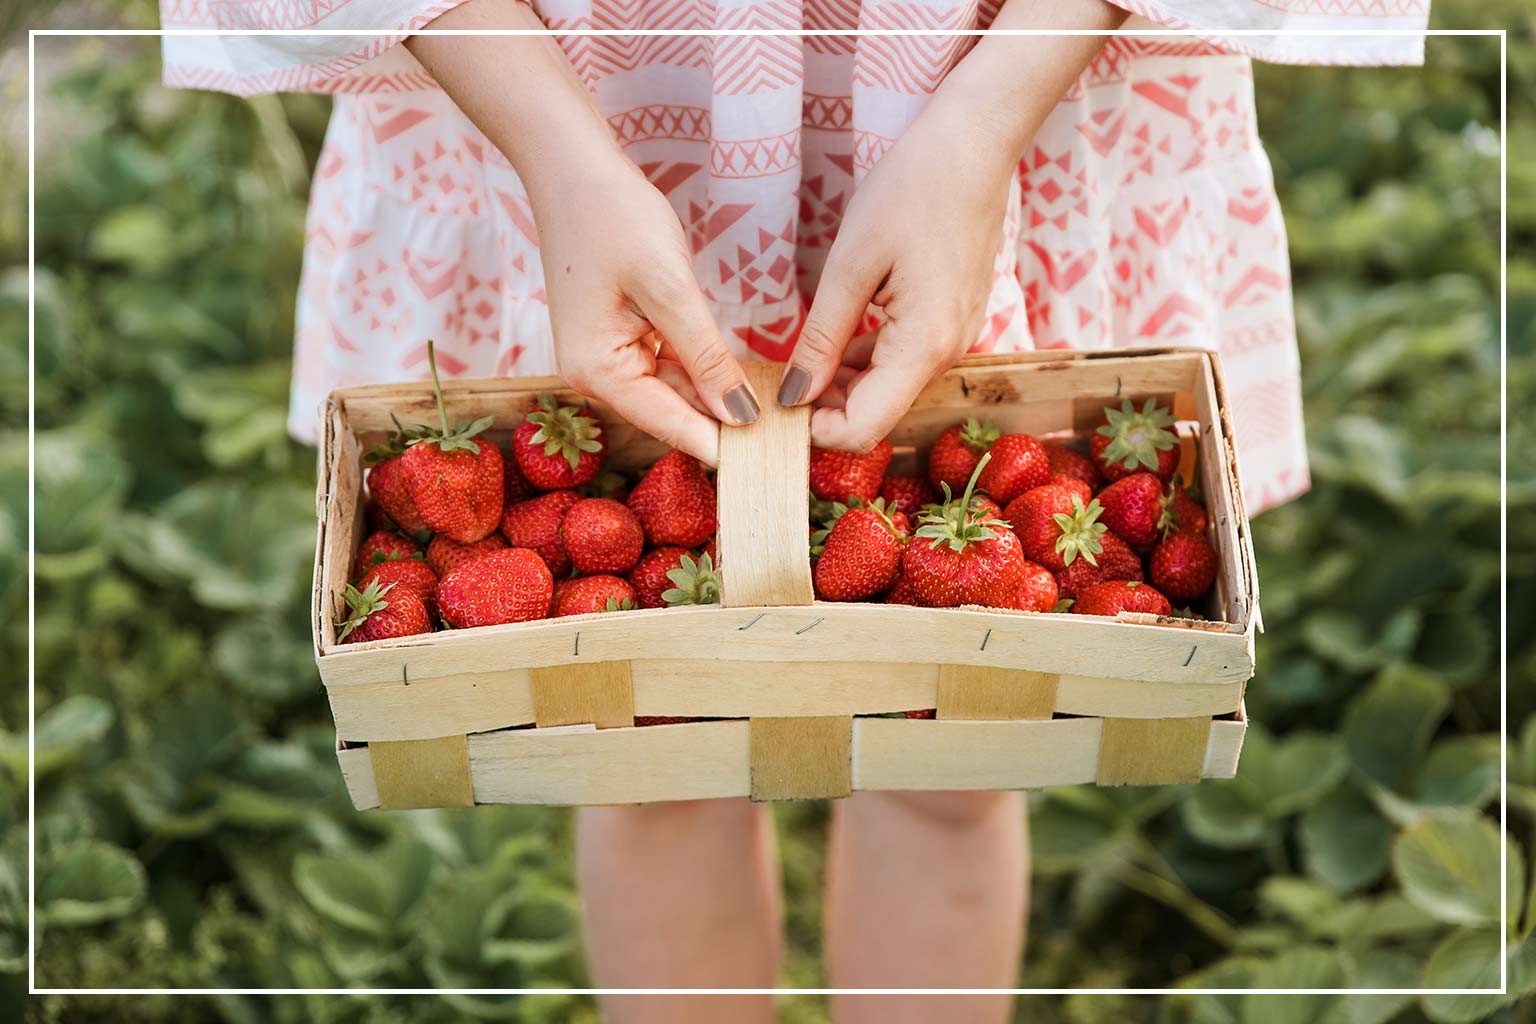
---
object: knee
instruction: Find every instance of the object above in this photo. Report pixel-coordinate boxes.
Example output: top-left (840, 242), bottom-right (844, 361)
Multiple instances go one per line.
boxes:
top-left (869, 790), bottom-right (1022, 830)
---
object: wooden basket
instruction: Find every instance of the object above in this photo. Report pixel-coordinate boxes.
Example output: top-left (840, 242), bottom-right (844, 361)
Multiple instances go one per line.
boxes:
top-left (313, 348), bottom-right (1257, 809)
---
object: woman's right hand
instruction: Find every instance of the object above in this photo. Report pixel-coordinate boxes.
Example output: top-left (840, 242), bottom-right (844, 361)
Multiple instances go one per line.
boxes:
top-left (406, 0), bottom-right (756, 465)
top-left (530, 151), bottom-right (759, 467)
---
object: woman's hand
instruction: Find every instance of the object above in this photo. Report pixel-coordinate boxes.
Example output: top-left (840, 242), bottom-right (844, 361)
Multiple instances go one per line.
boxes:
top-left (407, 0), bottom-right (757, 466)
top-left (778, 0), bottom-right (1126, 451)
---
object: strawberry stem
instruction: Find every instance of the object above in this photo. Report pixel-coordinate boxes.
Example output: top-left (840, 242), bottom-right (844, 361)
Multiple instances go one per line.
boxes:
top-left (426, 339), bottom-right (450, 438)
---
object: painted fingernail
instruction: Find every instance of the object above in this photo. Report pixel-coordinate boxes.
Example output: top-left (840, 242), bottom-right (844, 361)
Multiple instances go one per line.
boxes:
top-left (724, 384), bottom-right (761, 425)
top-left (777, 365), bottom-right (810, 407)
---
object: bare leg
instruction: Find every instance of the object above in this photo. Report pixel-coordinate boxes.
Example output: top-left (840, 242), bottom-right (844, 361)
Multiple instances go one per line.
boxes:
top-left (577, 798), bottom-right (781, 1023)
top-left (825, 791), bottom-right (1027, 1024)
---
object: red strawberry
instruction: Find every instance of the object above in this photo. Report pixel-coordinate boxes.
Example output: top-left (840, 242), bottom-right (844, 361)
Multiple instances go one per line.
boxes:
top-left (627, 449), bottom-right (717, 548)
top-left (554, 575), bottom-right (637, 617)
top-left (436, 547), bottom-right (554, 628)
top-left (366, 445), bottom-right (430, 536)
top-left (1096, 473), bottom-right (1167, 553)
top-left (810, 439), bottom-right (893, 504)
top-left (902, 454), bottom-right (1038, 610)
top-left (399, 342), bottom-right (505, 542)
top-left (1091, 398), bottom-right (1180, 482)
top-left (634, 716), bottom-right (697, 726)
top-left (581, 469), bottom-right (630, 503)
top-left (971, 494), bottom-right (1005, 522)
top-left (903, 708), bottom-right (937, 719)
top-left (976, 434), bottom-right (1050, 506)
top-left (560, 498), bottom-right (644, 575)
top-left (502, 450), bottom-right (537, 506)
top-left (1074, 580), bottom-right (1172, 617)
top-left (359, 558), bottom-right (440, 619)
top-left (992, 559), bottom-right (1059, 613)
top-left (928, 418), bottom-right (1000, 492)
top-left (1053, 530), bottom-right (1143, 600)
top-left (1045, 443), bottom-right (1102, 491)
top-left (512, 393), bottom-right (606, 490)
top-left (426, 533), bottom-right (507, 577)
top-left (702, 536), bottom-right (718, 565)
top-left (628, 546), bottom-right (692, 608)
top-left (878, 474), bottom-right (940, 519)
top-left (501, 490), bottom-right (581, 577)
top-left (1159, 478), bottom-right (1208, 538)
top-left (352, 531), bottom-right (422, 580)
top-left (1049, 473), bottom-right (1094, 506)
top-left (1003, 485), bottom-right (1107, 573)
top-left (814, 503), bottom-right (906, 601)
top-left (1150, 530), bottom-right (1218, 603)
top-left (885, 577), bottom-right (921, 605)
top-left (657, 552), bottom-right (722, 607)
top-left (336, 580), bottom-right (432, 644)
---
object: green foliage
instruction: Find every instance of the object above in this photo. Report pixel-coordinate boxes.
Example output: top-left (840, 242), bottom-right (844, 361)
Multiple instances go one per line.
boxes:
top-left (0, 5), bottom-right (1530, 1022)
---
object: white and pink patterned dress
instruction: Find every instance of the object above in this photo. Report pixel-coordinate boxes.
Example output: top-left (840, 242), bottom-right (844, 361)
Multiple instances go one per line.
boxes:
top-left (160, 0), bottom-right (1427, 513)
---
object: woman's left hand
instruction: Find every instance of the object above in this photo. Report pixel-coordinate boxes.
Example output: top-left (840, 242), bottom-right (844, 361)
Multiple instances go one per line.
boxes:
top-left (776, 0), bottom-right (1126, 451)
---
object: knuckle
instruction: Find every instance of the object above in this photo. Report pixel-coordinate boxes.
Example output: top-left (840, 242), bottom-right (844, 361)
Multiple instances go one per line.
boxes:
top-left (687, 341), bottom-right (736, 388)
top-left (796, 319), bottom-right (842, 363)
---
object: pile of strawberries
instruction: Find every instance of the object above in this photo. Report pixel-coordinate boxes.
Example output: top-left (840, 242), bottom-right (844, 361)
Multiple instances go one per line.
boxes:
top-left (807, 398), bottom-right (1218, 618)
top-left (337, 343), bottom-right (723, 644)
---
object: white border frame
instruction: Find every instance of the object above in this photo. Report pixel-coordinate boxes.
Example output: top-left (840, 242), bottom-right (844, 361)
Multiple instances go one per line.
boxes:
top-left (25, 24), bottom-right (1509, 1001)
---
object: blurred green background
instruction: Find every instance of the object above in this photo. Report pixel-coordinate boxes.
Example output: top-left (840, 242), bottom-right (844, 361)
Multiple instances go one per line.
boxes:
top-left (2, 2), bottom-right (1533, 1021)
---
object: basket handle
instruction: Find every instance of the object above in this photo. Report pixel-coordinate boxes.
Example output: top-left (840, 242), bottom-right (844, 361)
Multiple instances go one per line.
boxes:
top-left (715, 361), bottom-right (815, 607)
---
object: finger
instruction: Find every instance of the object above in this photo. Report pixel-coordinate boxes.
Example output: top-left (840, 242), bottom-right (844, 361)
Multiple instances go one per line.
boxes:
top-left (842, 330), bottom-right (879, 370)
top-left (604, 371), bottom-right (722, 466)
top-left (635, 273), bottom-right (759, 427)
top-left (653, 358), bottom-right (711, 417)
top-left (809, 326), bottom-right (953, 453)
top-left (781, 247), bottom-right (887, 407)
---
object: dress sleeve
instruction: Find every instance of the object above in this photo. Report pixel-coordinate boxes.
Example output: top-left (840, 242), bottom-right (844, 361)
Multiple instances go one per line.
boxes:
top-left (1107, 0), bottom-right (1429, 66)
top-left (159, 0), bottom-right (476, 96)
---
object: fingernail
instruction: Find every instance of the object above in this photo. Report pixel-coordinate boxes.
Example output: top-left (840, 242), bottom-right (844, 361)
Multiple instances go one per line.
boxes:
top-left (724, 384), bottom-right (761, 426)
top-left (777, 365), bottom-right (810, 407)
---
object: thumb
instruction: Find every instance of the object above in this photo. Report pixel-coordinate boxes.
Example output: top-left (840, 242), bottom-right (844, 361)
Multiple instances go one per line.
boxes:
top-left (637, 272), bottom-right (760, 427)
top-left (779, 248), bottom-right (885, 408)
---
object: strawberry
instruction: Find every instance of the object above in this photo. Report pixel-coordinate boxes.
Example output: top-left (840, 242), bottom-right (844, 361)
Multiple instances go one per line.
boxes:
top-left (426, 533), bottom-right (507, 577)
top-left (814, 503), bottom-right (906, 601)
top-left (809, 439), bottom-right (893, 504)
top-left (502, 450), bottom-right (536, 506)
top-left (993, 559), bottom-right (1060, 613)
top-left (352, 531), bottom-right (422, 580)
top-left (399, 341), bottom-right (504, 542)
top-left (976, 434), bottom-right (1050, 506)
top-left (554, 575), bottom-right (637, 617)
top-left (1149, 530), bottom-right (1218, 603)
top-left (902, 455), bottom-right (1037, 610)
top-left (1049, 473), bottom-right (1094, 506)
top-left (928, 418), bottom-right (1000, 492)
top-left (436, 547), bottom-right (554, 628)
top-left (501, 489), bottom-right (581, 577)
top-left (1073, 580), bottom-right (1172, 617)
top-left (1096, 472), bottom-right (1167, 553)
top-left (560, 498), bottom-right (644, 575)
top-left (359, 557), bottom-right (440, 620)
top-left (628, 546), bottom-right (693, 608)
top-left (1159, 477), bottom-right (1208, 538)
top-left (512, 392), bottom-right (606, 490)
top-left (903, 708), bottom-right (937, 719)
top-left (1091, 398), bottom-right (1179, 482)
top-left (1003, 485), bottom-right (1107, 573)
top-left (659, 552), bottom-right (722, 607)
top-left (336, 580), bottom-right (432, 643)
top-left (702, 536), bottom-right (718, 565)
top-left (635, 716), bottom-right (697, 726)
top-left (581, 469), bottom-right (630, 503)
top-left (1053, 530), bottom-right (1143, 600)
top-left (884, 577), bottom-right (921, 605)
top-left (971, 494), bottom-right (1005, 522)
top-left (878, 474), bottom-right (940, 519)
top-left (1045, 443), bottom-right (1102, 491)
top-left (365, 432), bottom-right (431, 536)
top-left (627, 449), bottom-right (717, 548)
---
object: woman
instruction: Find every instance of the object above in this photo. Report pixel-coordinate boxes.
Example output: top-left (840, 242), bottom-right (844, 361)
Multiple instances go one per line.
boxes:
top-left (161, 1), bottom-right (1426, 1019)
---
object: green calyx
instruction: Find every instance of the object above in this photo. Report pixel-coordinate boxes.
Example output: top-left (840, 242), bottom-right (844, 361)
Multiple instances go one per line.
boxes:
top-left (915, 454), bottom-right (1004, 553)
top-left (662, 553), bottom-right (722, 606)
top-left (336, 579), bottom-right (396, 641)
top-left (364, 413), bottom-right (425, 464)
top-left (960, 416), bottom-right (1001, 454)
top-left (1157, 474), bottom-right (1203, 539)
top-left (407, 340), bottom-right (494, 455)
top-left (527, 392), bottom-right (603, 471)
top-left (603, 596), bottom-right (636, 612)
top-left (1050, 495), bottom-right (1107, 567)
top-left (1096, 398), bottom-right (1177, 472)
top-left (812, 497), bottom-right (904, 562)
